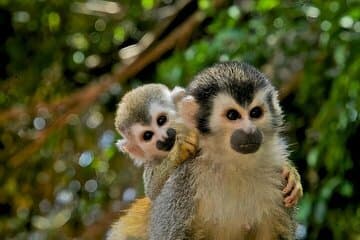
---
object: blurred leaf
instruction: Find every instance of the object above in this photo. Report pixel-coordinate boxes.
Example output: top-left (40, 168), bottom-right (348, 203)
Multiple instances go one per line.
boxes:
top-left (256, 0), bottom-right (280, 11)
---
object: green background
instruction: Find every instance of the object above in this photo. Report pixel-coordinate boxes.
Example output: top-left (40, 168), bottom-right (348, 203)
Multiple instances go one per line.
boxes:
top-left (0, 0), bottom-right (359, 239)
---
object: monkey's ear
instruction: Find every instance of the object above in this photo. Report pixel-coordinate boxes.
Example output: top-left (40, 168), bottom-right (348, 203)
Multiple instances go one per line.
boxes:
top-left (178, 95), bottom-right (199, 129)
top-left (115, 139), bottom-right (128, 153)
top-left (116, 139), bottom-right (144, 161)
top-left (170, 86), bottom-right (186, 104)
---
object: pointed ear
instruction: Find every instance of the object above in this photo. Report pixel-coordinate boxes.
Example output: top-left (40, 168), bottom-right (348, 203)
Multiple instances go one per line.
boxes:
top-left (116, 139), bottom-right (145, 161)
top-left (178, 95), bottom-right (199, 129)
top-left (170, 86), bottom-right (186, 104)
top-left (115, 139), bottom-right (128, 153)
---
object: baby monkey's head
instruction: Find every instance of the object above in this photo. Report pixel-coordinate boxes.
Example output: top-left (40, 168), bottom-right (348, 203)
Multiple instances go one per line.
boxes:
top-left (115, 84), bottom-right (185, 165)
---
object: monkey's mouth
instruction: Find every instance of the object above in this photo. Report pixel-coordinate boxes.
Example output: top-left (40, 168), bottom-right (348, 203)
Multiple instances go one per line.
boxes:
top-left (156, 128), bottom-right (176, 151)
top-left (236, 143), bottom-right (261, 154)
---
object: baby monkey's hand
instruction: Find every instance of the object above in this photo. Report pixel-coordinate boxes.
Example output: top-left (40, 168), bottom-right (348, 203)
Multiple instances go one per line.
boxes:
top-left (282, 162), bottom-right (303, 208)
top-left (169, 123), bottom-right (199, 166)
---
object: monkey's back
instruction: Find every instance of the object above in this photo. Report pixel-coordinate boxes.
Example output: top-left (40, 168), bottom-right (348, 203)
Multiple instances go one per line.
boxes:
top-left (150, 157), bottom-right (198, 240)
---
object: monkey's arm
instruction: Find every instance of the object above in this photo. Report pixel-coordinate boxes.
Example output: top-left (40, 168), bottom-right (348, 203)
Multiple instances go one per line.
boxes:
top-left (144, 124), bottom-right (198, 200)
top-left (150, 160), bottom-right (198, 240)
top-left (282, 161), bottom-right (303, 208)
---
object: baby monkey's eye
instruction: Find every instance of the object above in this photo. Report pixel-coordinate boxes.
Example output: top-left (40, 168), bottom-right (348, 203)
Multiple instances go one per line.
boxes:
top-left (226, 109), bottom-right (241, 121)
top-left (157, 115), bottom-right (167, 126)
top-left (143, 131), bottom-right (154, 141)
top-left (250, 106), bottom-right (263, 119)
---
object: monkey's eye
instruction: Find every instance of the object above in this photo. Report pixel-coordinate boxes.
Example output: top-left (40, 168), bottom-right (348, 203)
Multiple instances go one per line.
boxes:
top-left (226, 109), bottom-right (240, 121)
top-left (157, 115), bottom-right (167, 126)
top-left (250, 107), bottom-right (263, 119)
top-left (143, 131), bottom-right (154, 141)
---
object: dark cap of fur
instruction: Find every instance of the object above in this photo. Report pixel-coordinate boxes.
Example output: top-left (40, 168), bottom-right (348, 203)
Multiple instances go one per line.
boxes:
top-left (187, 61), bottom-right (275, 133)
top-left (115, 84), bottom-right (173, 133)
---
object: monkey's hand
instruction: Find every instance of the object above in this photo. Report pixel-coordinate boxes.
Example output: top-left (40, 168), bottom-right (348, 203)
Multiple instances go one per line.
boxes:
top-left (282, 162), bottom-right (303, 208)
top-left (169, 124), bottom-right (199, 165)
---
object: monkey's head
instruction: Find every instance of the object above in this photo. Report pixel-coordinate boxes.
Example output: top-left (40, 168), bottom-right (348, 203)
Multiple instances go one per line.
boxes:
top-left (115, 84), bottom-right (185, 165)
top-left (181, 62), bottom-right (283, 156)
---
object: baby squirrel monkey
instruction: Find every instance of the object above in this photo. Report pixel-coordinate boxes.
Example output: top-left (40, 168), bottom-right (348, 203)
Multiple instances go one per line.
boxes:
top-left (108, 79), bottom-right (302, 239)
top-left (108, 84), bottom-right (199, 240)
top-left (149, 62), bottom-right (301, 239)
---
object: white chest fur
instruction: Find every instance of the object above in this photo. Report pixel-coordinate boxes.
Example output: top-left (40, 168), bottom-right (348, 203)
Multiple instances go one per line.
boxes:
top-left (193, 140), bottom-right (287, 239)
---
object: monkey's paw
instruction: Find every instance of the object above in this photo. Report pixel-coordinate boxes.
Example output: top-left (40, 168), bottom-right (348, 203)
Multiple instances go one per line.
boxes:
top-left (171, 129), bottom-right (199, 165)
top-left (282, 164), bottom-right (303, 208)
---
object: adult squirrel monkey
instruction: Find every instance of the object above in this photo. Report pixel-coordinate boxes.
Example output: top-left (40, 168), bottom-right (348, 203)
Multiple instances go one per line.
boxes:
top-left (149, 62), bottom-right (301, 239)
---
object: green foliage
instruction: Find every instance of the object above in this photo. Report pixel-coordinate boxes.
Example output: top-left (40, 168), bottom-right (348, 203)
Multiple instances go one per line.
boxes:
top-left (0, 0), bottom-right (359, 239)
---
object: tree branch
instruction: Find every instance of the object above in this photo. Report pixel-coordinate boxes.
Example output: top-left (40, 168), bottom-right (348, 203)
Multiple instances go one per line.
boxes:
top-left (8, 9), bottom-right (207, 166)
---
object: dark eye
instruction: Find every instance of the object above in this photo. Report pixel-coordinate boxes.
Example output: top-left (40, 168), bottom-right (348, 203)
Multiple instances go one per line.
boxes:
top-left (226, 109), bottom-right (240, 121)
top-left (143, 131), bottom-right (154, 141)
top-left (157, 115), bottom-right (167, 126)
top-left (250, 107), bottom-right (263, 119)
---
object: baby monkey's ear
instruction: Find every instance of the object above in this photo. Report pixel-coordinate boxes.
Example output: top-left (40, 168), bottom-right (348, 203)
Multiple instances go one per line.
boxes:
top-left (170, 86), bottom-right (186, 104)
top-left (115, 139), bottom-right (128, 153)
top-left (178, 95), bottom-right (199, 129)
top-left (116, 139), bottom-right (144, 161)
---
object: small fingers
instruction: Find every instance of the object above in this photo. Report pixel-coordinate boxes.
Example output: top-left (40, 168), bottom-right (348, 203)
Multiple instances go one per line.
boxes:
top-left (284, 184), bottom-right (302, 208)
top-left (282, 166), bottom-right (290, 179)
top-left (282, 174), bottom-right (295, 195)
top-left (180, 139), bottom-right (196, 151)
top-left (182, 134), bottom-right (198, 150)
top-left (284, 198), bottom-right (297, 208)
top-left (186, 133), bottom-right (198, 146)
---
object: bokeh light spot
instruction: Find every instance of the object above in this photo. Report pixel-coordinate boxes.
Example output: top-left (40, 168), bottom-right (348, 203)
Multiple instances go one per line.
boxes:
top-left (84, 179), bottom-right (98, 193)
top-left (122, 187), bottom-right (136, 202)
top-left (73, 51), bottom-right (85, 64)
top-left (339, 16), bottom-right (353, 29)
top-left (33, 117), bottom-right (46, 130)
top-left (305, 6), bottom-right (320, 18)
top-left (95, 18), bottom-right (106, 31)
top-left (79, 151), bottom-right (94, 167)
top-left (56, 189), bottom-right (74, 205)
top-left (13, 11), bottom-right (30, 23)
top-left (86, 111), bottom-right (103, 128)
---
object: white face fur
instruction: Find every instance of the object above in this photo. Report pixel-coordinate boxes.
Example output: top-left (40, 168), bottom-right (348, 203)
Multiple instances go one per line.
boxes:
top-left (205, 90), bottom-right (275, 157)
top-left (129, 102), bottom-right (177, 162)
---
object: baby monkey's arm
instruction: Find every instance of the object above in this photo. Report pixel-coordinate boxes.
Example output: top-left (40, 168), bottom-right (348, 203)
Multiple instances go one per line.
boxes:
top-left (143, 123), bottom-right (199, 200)
top-left (282, 161), bottom-right (303, 207)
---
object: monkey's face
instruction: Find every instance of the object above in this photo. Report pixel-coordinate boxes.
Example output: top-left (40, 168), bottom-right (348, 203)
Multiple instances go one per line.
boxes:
top-left (207, 91), bottom-right (280, 155)
top-left (121, 103), bottom-right (178, 163)
top-left (187, 62), bottom-right (283, 157)
top-left (115, 84), bottom-right (187, 165)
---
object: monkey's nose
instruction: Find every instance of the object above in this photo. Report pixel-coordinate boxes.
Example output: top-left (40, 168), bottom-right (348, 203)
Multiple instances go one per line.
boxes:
top-left (156, 128), bottom-right (176, 151)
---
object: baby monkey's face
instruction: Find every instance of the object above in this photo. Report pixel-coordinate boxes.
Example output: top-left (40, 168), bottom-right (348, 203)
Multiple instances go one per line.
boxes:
top-left (120, 102), bottom-right (178, 164)
top-left (133, 103), bottom-right (177, 160)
